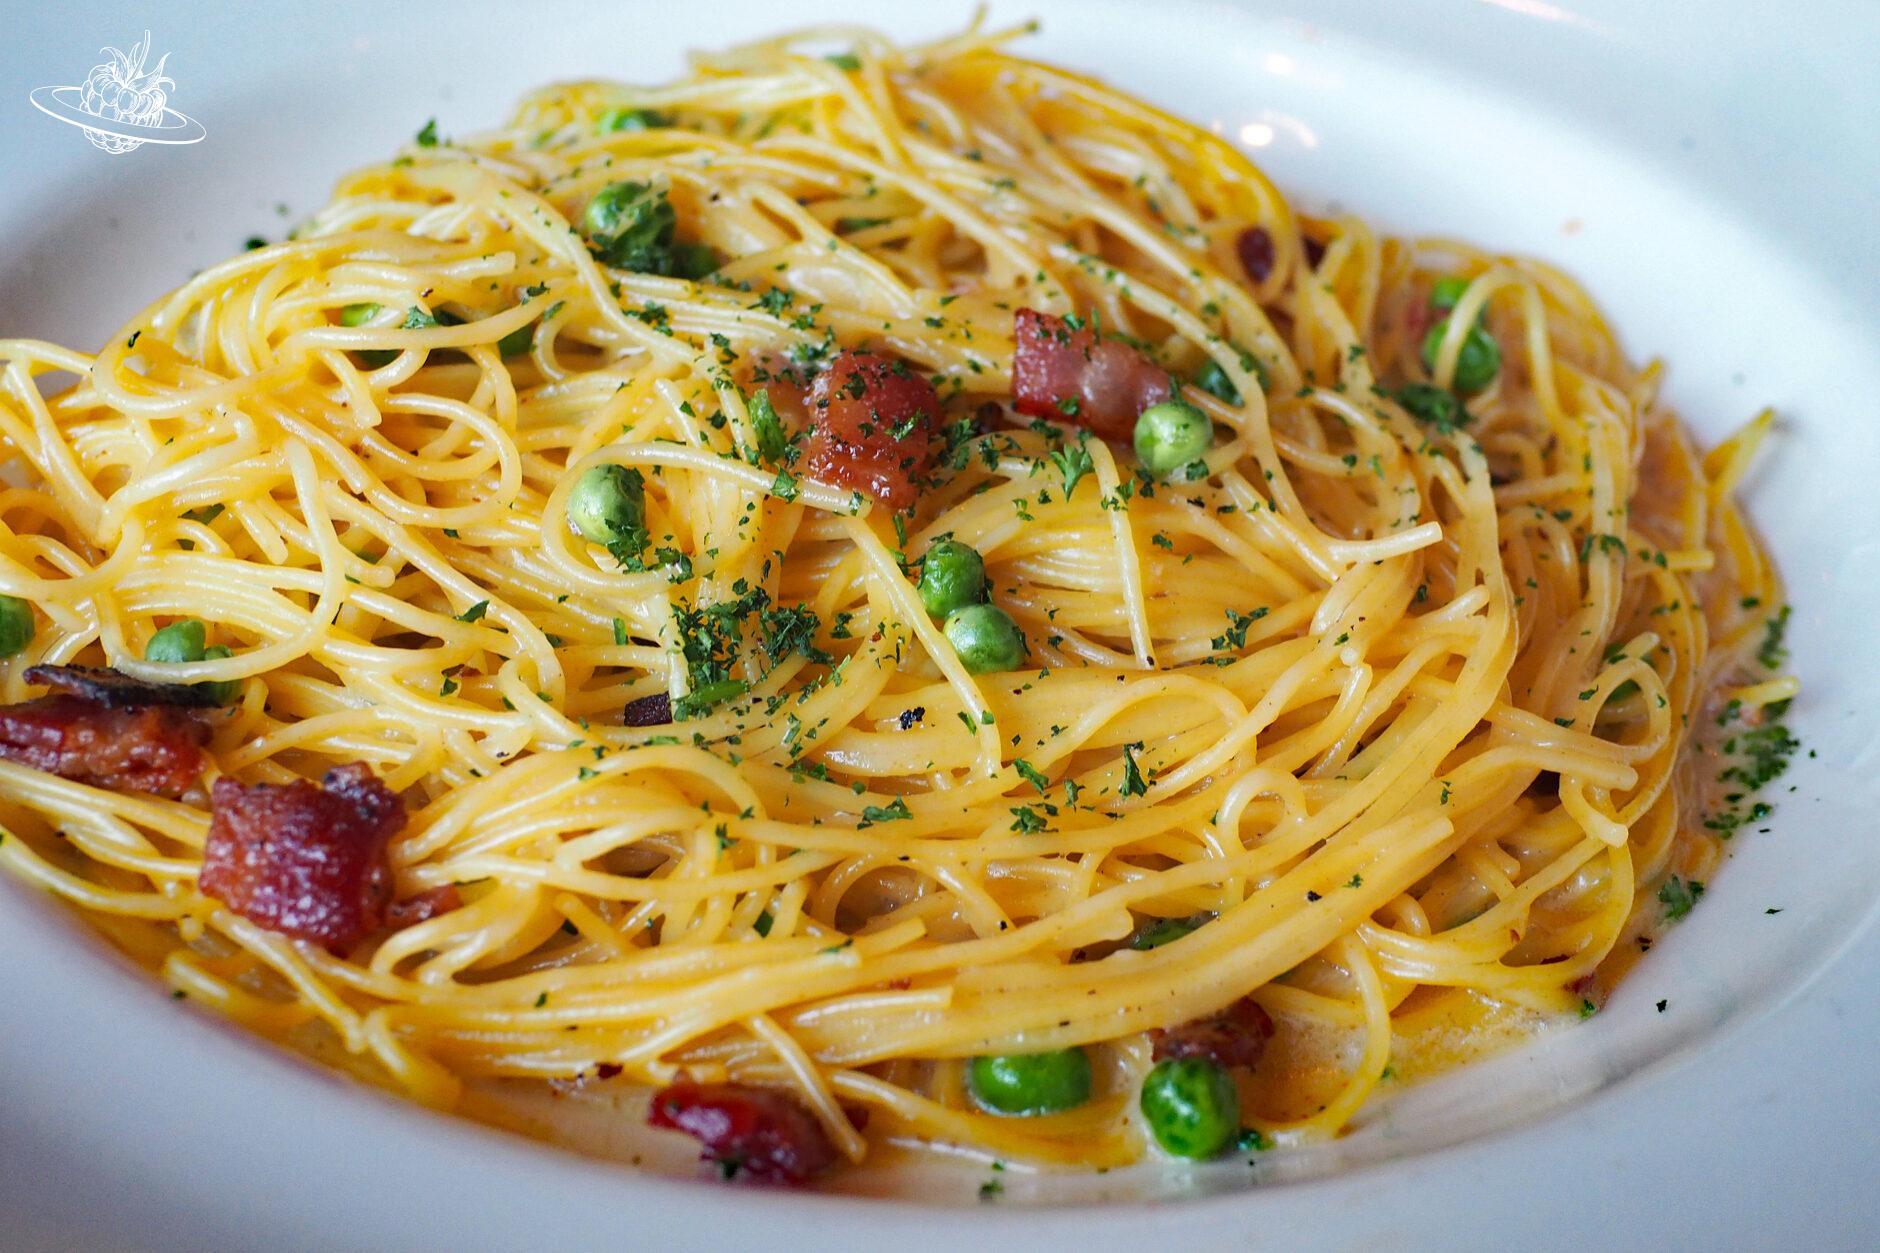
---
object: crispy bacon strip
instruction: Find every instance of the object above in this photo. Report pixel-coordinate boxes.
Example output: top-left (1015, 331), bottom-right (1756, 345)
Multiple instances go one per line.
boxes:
top-left (0, 695), bottom-right (211, 797)
top-left (647, 1080), bottom-right (838, 1185)
top-left (1011, 308), bottom-right (1172, 440)
top-left (199, 763), bottom-right (406, 951)
top-left (1151, 995), bottom-right (1275, 1070)
top-left (24, 662), bottom-right (222, 709)
top-left (804, 350), bottom-right (938, 509)
top-left (0, 663), bottom-right (217, 796)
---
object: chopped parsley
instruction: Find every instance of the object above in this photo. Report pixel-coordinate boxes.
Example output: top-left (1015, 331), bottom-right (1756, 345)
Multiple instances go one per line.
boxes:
top-left (1658, 876), bottom-right (1704, 921)
top-left (1048, 435), bottom-right (1095, 498)
top-left (1012, 759), bottom-right (1051, 793)
top-left (1120, 742), bottom-right (1148, 798)
top-left (858, 798), bottom-right (912, 826)
top-left (1211, 607), bottom-right (1268, 652)
top-left (1757, 604), bottom-right (1792, 670)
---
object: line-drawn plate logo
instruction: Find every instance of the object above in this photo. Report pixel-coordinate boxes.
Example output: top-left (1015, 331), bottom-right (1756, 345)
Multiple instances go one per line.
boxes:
top-left (29, 30), bottom-right (205, 154)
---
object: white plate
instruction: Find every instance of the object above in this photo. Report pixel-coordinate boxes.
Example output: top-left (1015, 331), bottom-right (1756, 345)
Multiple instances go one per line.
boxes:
top-left (2, 1), bottom-right (1877, 1248)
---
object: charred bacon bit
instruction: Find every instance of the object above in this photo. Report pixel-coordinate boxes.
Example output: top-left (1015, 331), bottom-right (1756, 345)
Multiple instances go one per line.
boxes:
top-left (1236, 226), bottom-right (1275, 284)
top-left (1151, 995), bottom-right (1275, 1070)
top-left (623, 691), bottom-right (672, 727)
top-left (804, 349), bottom-right (939, 509)
top-left (199, 763), bottom-right (407, 951)
top-left (0, 695), bottom-right (210, 797)
top-left (384, 884), bottom-right (461, 929)
top-left (1010, 308), bottom-right (1172, 441)
top-left (647, 1080), bottom-right (839, 1185)
top-left (23, 663), bottom-right (221, 709)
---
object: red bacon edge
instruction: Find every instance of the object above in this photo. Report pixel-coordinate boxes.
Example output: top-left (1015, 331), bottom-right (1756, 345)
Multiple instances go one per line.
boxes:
top-left (1010, 308), bottom-right (1172, 441)
top-left (1151, 995), bottom-right (1275, 1070)
top-left (647, 1079), bottom-right (839, 1185)
top-left (199, 763), bottom-right (407, 951)
top-left (0, 675), bottom-right (212, 798)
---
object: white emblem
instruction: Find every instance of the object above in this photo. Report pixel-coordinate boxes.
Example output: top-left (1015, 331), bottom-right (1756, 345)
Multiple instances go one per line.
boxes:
top-left (29, 31), bottom-right (206, 155)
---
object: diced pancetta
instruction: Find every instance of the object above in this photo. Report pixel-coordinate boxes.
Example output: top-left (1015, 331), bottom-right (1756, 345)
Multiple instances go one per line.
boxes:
top-left (198, 763), bottom-right (407, 951)
top-left (1010, 308), bottom-right (1171, 440)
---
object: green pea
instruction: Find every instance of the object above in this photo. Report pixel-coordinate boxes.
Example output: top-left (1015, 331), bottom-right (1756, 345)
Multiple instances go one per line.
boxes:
top-left (670, 241), bottom-right (719, 280)
top-left (917, 539), bottom-right (986, 618)
top-left (582, 180), bottom-right (676, 273)
top-left (198, 644), bottom-right (239, 705)
top-left (146, 622), bottom-right (241, 701)
top-left (1191, 345), bottom-right (1266, 407)
top-left (597, 107), bottom-right (668, 134)
top-left (1392, 383), bottom-right (1466, 435)
top-left (968, 1049), bottom-right (1092, 1115)
top-left (145, 618), bottom-right (207, 663)
top-left (566, 464), bottom-right (647, 554)
top-left (496, 322), bottom-right (534, 358)
top-left (1133, 400), bottom-right (1213, 477)
top-left (0, 595), bottom-right (35, 659)
top-left (345, 303), bottom-right (457, 368)
top-left (1420, 319), bottom-right (1501, 393)
top-left (942, 603), bottom-right (1025, 675)
top-left (338, 303), bottom-right (398, 368)
top-left (1429, 276), bottom-right (1472, 311)
top-left (1191, 359), bottom-right (1239, 405)
top-left (1139, 1057), bottom-right (1239, 1159)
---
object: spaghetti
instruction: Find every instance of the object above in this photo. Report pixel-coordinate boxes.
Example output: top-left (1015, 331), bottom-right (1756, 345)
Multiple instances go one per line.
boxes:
top-left (0, 18), bottom-right (1797, 1178)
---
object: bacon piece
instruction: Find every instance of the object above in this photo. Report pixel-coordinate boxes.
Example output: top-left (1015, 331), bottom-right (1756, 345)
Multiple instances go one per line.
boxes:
top-left (647, 1080), bottom-right (839, 1185)
top-left (385, 885), bottom-right (460, 929)
top-left (24, 662), bottom-right (221, 709)
top-left (1237, 226), bottom-right (1275, 284)
top-left (0, 695), bottom-right (211, 797)
top-left (804, 350), bottom-right (938, 509)
top-left (622, 691), bottom-right (672, 727)
top-left (199, 763), bottom-right (406, 951)
top-left (1151, 995), bottom-right (1275, 1070)
top-left (1010, 308), bottom-right (1172, 440)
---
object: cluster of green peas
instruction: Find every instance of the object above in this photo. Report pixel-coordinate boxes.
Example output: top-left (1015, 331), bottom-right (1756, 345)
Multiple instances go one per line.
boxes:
top-left (0, 596), bottom-right (239, 704)
top-left (966, 1045), bottom-right (1244, 1161)
top-left (142, 618), bottom-right (240, 703)
top-left (963, 927), bottom-right (1247, 1161)
top-left (563, 462), bottom-right (1038, 677)
top-left (914, 539), bottom-right (1024, 674)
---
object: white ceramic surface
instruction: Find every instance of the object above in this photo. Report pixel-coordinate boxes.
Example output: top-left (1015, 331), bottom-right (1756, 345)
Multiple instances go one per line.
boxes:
top-left (2, 1), bottom-right (1877, 1248)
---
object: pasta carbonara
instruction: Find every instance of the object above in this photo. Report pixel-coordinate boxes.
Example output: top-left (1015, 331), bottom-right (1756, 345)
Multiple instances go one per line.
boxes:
top-left (0, 18), bottom-right (1798, 1182)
